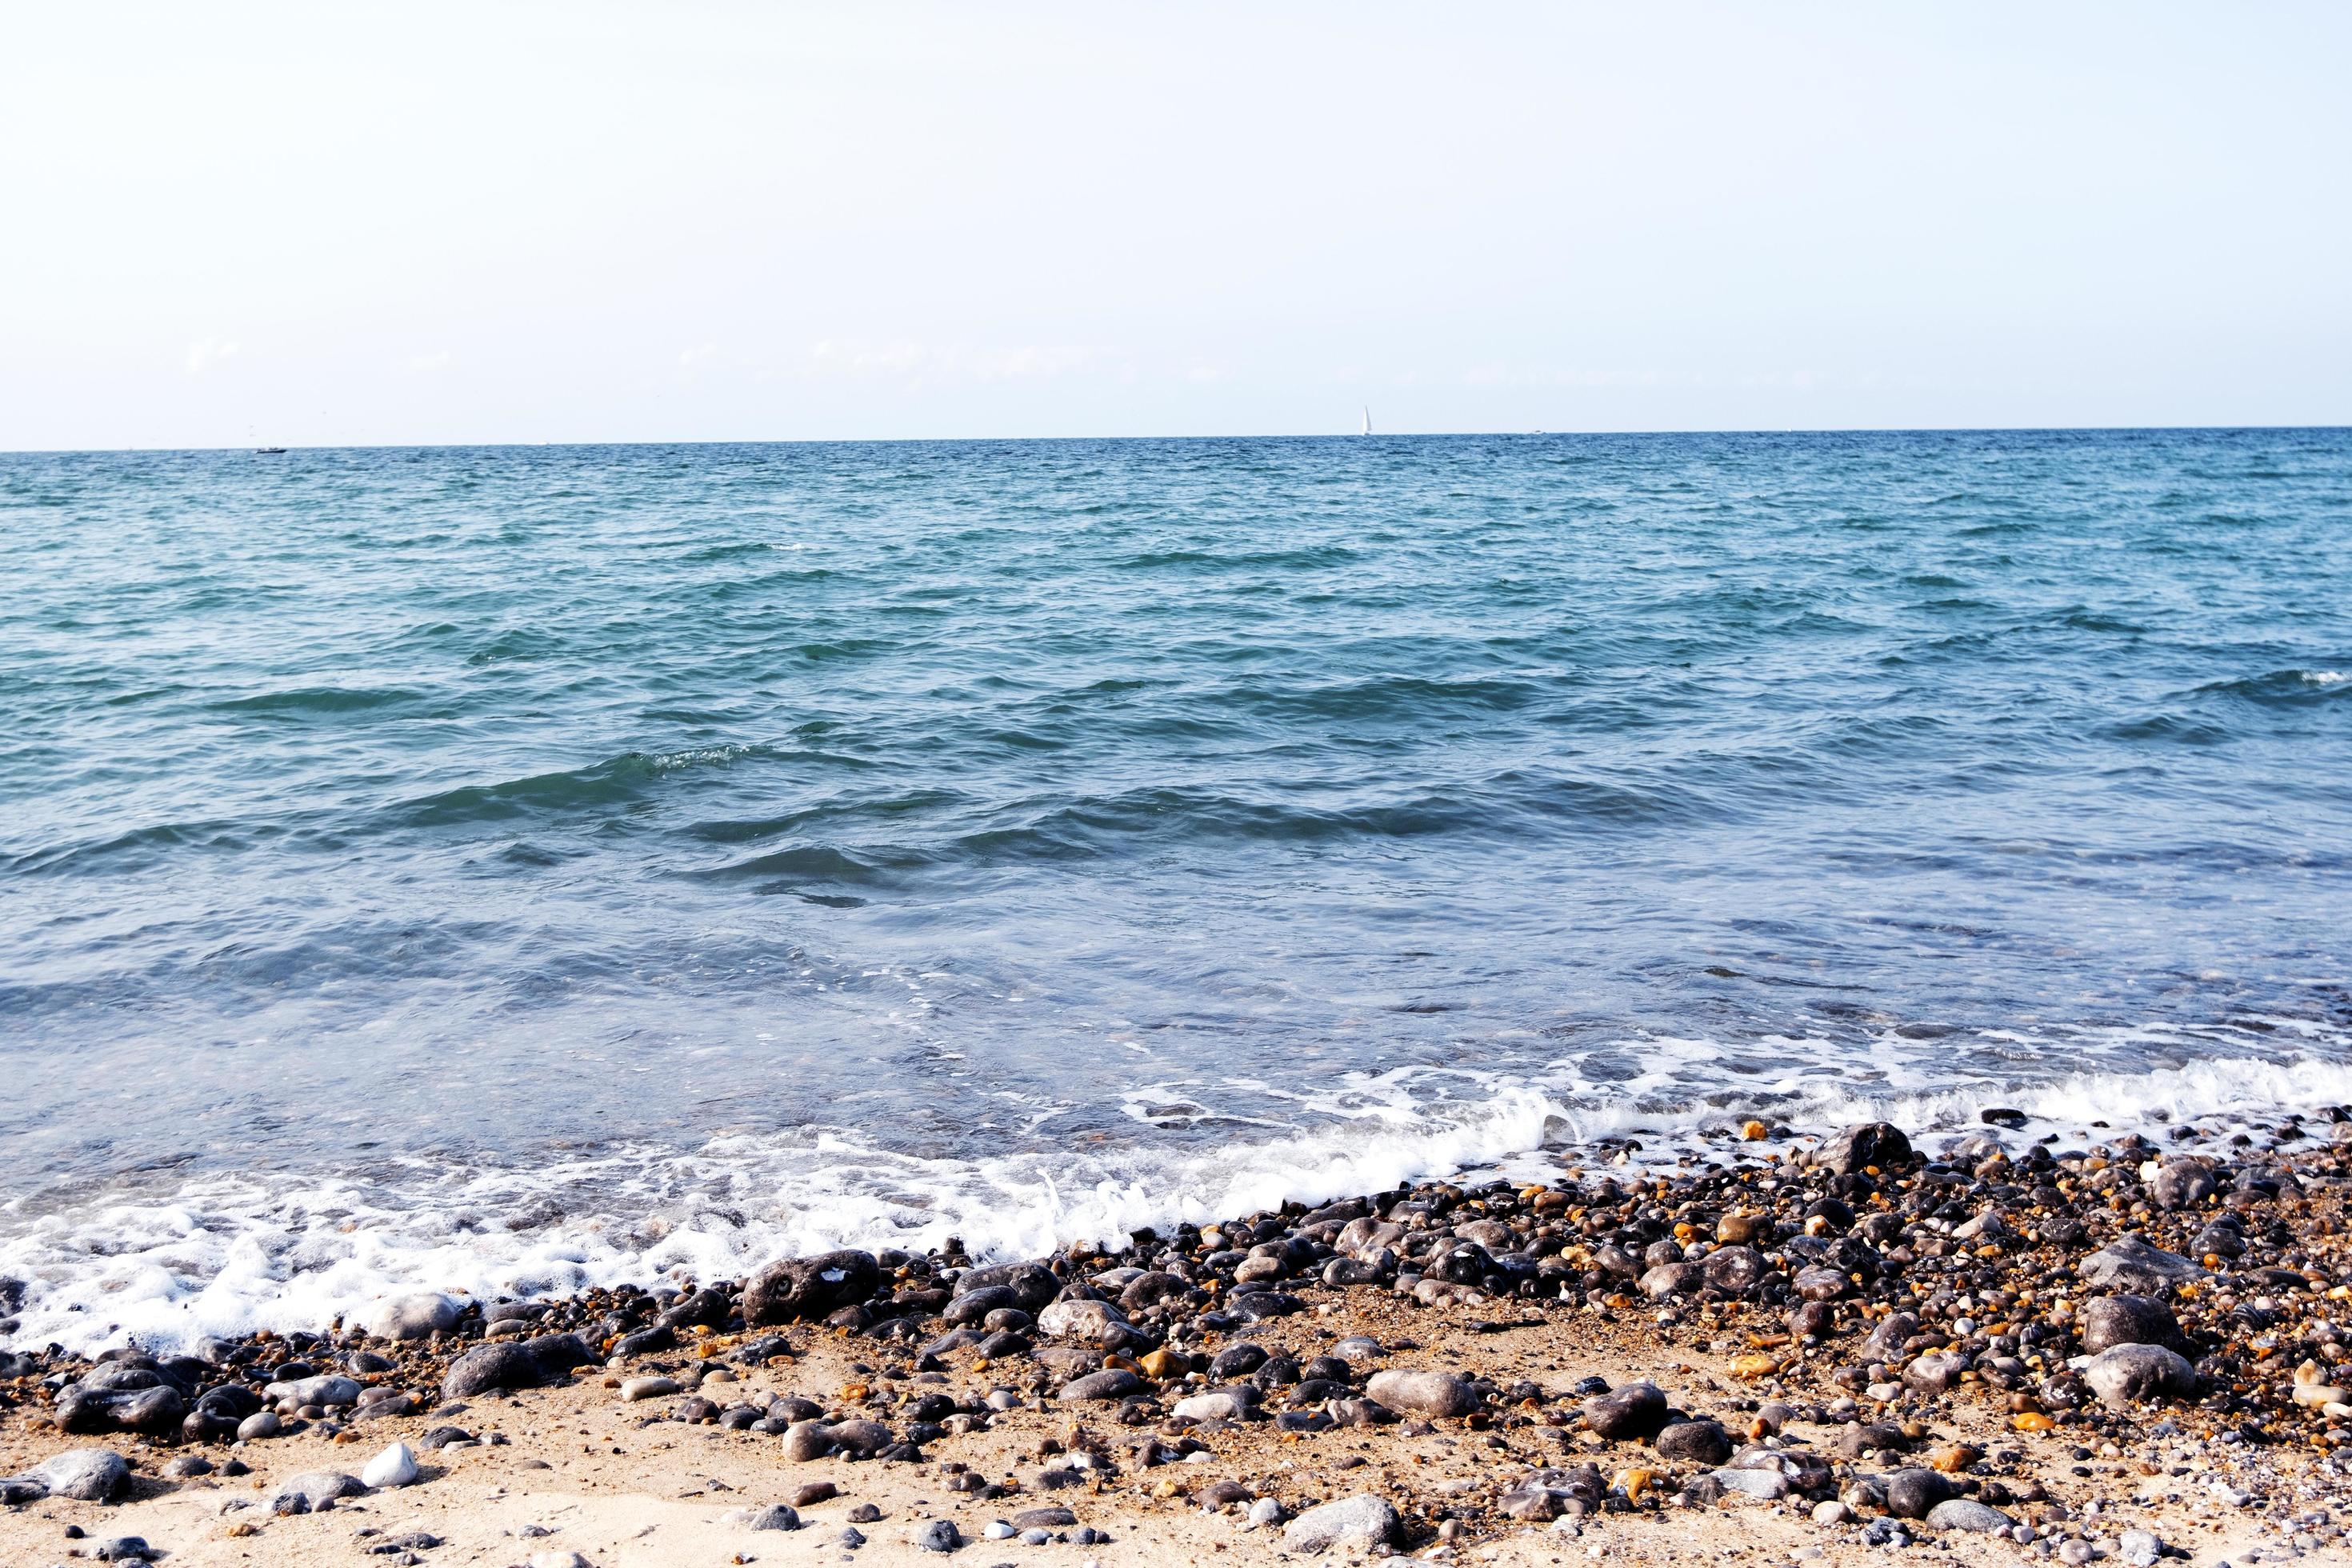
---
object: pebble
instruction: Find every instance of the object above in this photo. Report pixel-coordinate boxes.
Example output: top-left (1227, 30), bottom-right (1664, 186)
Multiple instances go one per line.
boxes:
top-left (440, 1340), bottom-right (546, 1399)
top-left (14, 1449), bottom-right (131, 1503)
top-left (1036, 1298), bottom-right (1132, 1346)
top-left (1582, 1381), bottom-right (1667, 1439)
top-left (1882, 1468), bottom-right (1956, 1520)
top-left (360, 1441), bottom-right (420, 1489)
top-left (2082, 1342), bottom-right (2198, 1407)
top-left (1056, 1367), bottom-right (1142, 1402)
top-left (1173, 1387), bottom-right (1255, 1422)
top-left (2078, 1234), bottom-right (2206, 1293)
top-left (273, 1470), bottom-right (368, 1514)
top-left (1283, 1494), bottom-right (1403, 1552)
top-left (2078, 1293), bottom-right (2182, 1353)
top-left (1924, 1498), bottom-right (2016, 1533)
top-left (1364, 1369), bottom-right (1478, 1419)
top-left (1655, 1418), bottom-right (1733, 1465)
top-left (742, 1249), bottom-right (881, 1324)
top-left (14, 1107), bottom-right (2352, 1568)
top-left (362, 1298), bottom-right (463, 1344)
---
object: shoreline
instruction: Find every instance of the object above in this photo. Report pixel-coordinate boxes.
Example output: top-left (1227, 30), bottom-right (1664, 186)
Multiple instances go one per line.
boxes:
top-left (10, 1050), bottom-right (2352, 1362)
top-left (5, 1108), bottom-right (2352, 1563)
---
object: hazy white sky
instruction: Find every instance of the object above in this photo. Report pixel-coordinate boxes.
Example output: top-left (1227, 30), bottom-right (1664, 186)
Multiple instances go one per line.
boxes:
top-left (6, 2), bottom-right (2347, 449)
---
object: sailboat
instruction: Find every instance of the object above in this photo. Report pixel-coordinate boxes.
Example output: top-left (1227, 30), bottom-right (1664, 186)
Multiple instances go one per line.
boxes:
top-left (1360, 406), bottom-right (1370, 436)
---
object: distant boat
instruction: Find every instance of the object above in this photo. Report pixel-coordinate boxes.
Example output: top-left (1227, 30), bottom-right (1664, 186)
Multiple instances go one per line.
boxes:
top-left (1360, 407), bottom-right (1370, 436)
top-left (254, 446), bottom-right (286, 455)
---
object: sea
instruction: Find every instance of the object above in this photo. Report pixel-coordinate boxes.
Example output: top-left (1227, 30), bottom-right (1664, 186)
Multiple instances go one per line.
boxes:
top-left (2, 428), bottom-right (2348, 1352)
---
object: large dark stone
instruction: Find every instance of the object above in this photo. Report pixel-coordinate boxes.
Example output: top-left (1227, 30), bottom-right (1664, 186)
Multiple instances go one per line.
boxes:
top-left (1430, 1242), bottom-right (1494, 1285)
top-left (2082, 1343), bottom-right (2198, 1407)
top-left (1702, 1246), bottom-right (1765, 1294)
top-left (1884, 1467), bottom-right (1956, 1519)
top-left (944, 1286), bottom-right (1017, 1326)
top-left (2151, 1159), bottom-right (2218, 1211)
top-left (2079, 1294), bottom-right (2181, 1354)
top-left (1118, 1271), bottom-right (1191, 1311)
top-left (1582, 1381), bottom-right (1668, 1440)
top-left (1638, 1262), bottom-right (1701, 1299)
top-left (613, 1325), bottom-right (677, 1358)
top-left (78, 1362), bottom-right (166, 1394)
top-left (194, 1383), bottom-right (262, 1419)
top-left (1208, 1342), bottom-right (1268, 1379)
top-left (112, 1386), bottom-right (187, 1435)
top-left (1794, 1266), bottom-right (1850, 1302)
top-left (655, 1286), bottom-right (733, 1330)
top-left (441, 1342), bottom-right (546, 1399)
top-left (1654, 1418), bottom-right (1733, 1465)
top-left (54, 1388), bottom-right (123, 1434)
top-left (1229, 1291), bottom-right (1303, 1322)
top-left (522, 1333), bottom-right (595, 1377)
top-left (948, 1262), bottom-right (1059, 1314)
top-left (743, 1250), bottom-right (882, 1325)
top-left (1058, 1369), bottom-right (1144, 1402)
top-left (1822, 1122), bottom-right (1911, 1176)
top-left (1864, 1310), bottom-right (1919, 1361)
top-left (2078, 1236), bottom-right (2206, 1294)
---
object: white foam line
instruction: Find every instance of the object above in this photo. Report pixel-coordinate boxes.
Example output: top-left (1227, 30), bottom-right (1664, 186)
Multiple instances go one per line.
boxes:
top-left (2, 1050), bottom-right (2346, 1356)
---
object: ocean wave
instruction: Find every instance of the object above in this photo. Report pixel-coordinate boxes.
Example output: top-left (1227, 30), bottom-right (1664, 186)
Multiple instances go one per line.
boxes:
top-left (386, 746), bottom-right (771, 829)
top-left (209, 686), bottom-right (427, 714)
top-left (686, 773), bottom-right (1706, 886)
top-left (6, 816), bottom-right (258, 878)
top-left (2190, 668), bottom-right (2352, 706)
top-left (5, 1046), bottom-right (2346, 1357)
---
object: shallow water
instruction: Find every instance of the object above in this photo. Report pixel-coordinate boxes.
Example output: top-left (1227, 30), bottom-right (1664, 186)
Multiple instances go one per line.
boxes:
top-left (2, 430), bottom-right (2348, 1347)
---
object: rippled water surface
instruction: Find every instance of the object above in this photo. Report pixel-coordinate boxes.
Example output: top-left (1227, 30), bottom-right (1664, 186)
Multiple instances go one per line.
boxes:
top-left (3, 430), bottom-right (2348, 1344)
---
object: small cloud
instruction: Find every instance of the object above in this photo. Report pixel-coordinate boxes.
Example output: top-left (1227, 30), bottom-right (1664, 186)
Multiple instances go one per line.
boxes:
top-left (677, 343), bottom-right (720, 370)
top-left (804, 339), bottom-right (1105, 385)
top-left (808, 338), bottom-right (929, 378)
top-left (186, 336), bottom-right (241, 375)
top-left (405, 349), bottom-right (454, 373)
top-left (979, 344), bottom-right (1096, 381)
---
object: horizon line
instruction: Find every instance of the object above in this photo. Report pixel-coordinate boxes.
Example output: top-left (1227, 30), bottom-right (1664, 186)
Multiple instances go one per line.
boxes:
top-left (5, 421), bottom-right (2350, 458)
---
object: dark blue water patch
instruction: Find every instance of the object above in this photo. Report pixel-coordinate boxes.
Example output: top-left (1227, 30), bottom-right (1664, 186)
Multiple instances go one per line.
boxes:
top-left (209, 686), bottom-right (429, 715)
top-left (2193, 668), bottom-right (2352, 707)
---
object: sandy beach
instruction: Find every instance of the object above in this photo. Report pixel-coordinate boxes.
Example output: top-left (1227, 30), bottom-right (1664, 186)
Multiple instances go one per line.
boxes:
top-left (6, 1112), bottom-right (2350, 1566)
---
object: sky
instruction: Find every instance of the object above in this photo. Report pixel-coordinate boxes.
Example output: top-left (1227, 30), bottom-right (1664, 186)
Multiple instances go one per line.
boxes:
top-left (4, 2), bottom-right (2348, 450)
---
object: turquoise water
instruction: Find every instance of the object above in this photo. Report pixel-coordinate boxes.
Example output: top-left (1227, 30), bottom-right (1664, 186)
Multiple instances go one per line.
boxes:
top-left (2, 430), bottom-right (2349, 1346)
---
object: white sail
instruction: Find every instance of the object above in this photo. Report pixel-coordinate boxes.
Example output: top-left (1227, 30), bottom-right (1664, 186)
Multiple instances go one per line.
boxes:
top-left (1360, 406), bottom-right (1370, 436)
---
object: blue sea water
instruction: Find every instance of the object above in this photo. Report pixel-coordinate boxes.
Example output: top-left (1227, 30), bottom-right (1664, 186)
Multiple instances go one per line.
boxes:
top-left (2, 429), bottom-right (2349, 1346)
